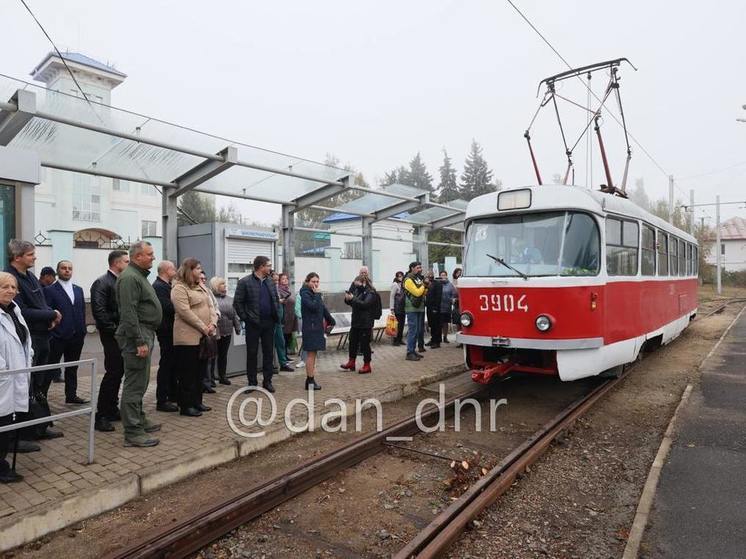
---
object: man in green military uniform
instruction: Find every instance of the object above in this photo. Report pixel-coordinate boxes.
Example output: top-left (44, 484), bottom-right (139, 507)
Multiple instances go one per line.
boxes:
top-left (115, 241), bottom-right (163, 447)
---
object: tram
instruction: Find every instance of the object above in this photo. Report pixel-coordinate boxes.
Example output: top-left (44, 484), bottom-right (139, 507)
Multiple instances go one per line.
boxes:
top-left (456, 185), bottom-right (699, 383)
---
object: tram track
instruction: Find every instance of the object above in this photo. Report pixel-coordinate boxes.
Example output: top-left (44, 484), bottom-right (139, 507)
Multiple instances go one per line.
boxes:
top-left (107, 370), bottom-right (624, 559)
top-left (103, 303), bottom-right (746, 559)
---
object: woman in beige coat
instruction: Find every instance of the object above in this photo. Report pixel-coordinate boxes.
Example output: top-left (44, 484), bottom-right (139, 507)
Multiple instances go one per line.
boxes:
top-left (171, 258), bottom-right (217, 417)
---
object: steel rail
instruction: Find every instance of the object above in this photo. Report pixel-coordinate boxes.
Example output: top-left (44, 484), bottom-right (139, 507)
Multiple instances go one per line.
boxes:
top-left (105, 386), bottom-right (482, 559)
top-left (394, 373), bottom-right (625, 559)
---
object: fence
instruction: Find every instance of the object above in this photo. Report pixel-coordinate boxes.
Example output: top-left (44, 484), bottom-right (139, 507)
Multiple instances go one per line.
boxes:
top-left (0, 359), bottom-right (97, 464)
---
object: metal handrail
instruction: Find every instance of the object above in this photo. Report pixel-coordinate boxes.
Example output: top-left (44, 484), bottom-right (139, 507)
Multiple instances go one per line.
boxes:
top-left (0, 358), bottom-right (97, 464)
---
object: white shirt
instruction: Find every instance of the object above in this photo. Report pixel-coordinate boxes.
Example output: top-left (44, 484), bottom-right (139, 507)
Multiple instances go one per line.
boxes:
top-left (58, 278), bottom-right (75, 304)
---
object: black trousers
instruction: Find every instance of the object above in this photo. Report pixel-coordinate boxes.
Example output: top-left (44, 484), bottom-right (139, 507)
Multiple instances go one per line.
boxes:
top-left (427, 309), bottom-right (442, 345)
top-left (210, 335), bottom-right (232, 380)
top-left (246, 319), bottom-right (275, 386)
top-left (48, 335), bottom-right (85, 400)
top-left (23, 334), bottom-right (52, 439)
top-left (0, 414), bottom-right (16, 473)
top-left (349, 327), bottom-right (372, 363)
top-left (30, 333), bottom-right (50, 394)
top-left (156, 333), bottom-right (178, 404)
top-left (96, 331), bottom-right (124, 419)
top-left (394, 312), bottom-right (405, 343)
top-left (174, 345), bottom-right (204, 410)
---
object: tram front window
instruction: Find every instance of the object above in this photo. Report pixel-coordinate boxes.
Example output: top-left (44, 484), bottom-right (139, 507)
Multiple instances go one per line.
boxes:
top-left (464, 211), bottom-right (600, 277)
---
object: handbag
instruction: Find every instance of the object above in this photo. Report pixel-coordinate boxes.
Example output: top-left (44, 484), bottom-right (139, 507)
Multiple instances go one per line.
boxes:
top-left (385, 313), bottom-right (398, 337)
top-left (198, 334), bottom-right (218, 360)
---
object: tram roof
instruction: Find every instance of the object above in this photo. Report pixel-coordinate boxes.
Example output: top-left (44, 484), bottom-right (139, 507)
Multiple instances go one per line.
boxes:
top-left (466, 184), bottom-right (697, 244)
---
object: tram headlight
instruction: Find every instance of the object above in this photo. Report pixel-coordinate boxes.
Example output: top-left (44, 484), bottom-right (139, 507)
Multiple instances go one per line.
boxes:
top-left (535, 315), bottom-right (552, 332)
top-left (459, 312), bottom-right (473, 327)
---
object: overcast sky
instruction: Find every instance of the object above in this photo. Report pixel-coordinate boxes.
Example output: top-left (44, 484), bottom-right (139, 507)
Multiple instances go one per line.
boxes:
top-left (4, 0), bottom-right (746, 225)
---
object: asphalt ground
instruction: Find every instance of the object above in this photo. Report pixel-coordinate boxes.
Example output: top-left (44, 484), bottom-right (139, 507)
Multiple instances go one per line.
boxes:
top-left (645, 307), bottom-right (746, 558)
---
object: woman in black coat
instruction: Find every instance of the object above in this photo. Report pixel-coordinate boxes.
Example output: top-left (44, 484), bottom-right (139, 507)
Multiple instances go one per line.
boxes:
top-left (300, 272), bottom-right (335, 390)
top-left (340, 275), bottom-right (376, 374)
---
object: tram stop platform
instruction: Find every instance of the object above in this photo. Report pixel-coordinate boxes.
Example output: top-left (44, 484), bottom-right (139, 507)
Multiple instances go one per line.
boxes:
top-left (0, 336), bottom-right (465, 552)
top-left (642, 306), bottom-right (746, 558)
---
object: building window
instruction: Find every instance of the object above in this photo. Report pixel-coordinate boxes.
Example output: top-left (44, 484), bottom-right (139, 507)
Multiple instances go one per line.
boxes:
top-left (113, 179), bottom-right (130, 192)
top-left (72, 174), bottom-right (101, 222)
top-left (343, 241), bottom-right (362, 260)
top-left (0, 184), bottom-right (15, 266)
top-left (606, 217), bottom-right (638, 276)
top-left (721, 243), bottom-right (726, 255)
top-left (141, 220), bottom-right (157, 237)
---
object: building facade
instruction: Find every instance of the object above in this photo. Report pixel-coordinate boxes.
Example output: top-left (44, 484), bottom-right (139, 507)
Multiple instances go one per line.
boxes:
top-left (706, 216), bottom-right (746, 272)
top-left (29, 52), bottom-right (162, 292)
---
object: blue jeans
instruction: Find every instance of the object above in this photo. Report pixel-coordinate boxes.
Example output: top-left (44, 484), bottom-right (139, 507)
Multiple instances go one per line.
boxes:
top-left (406, 311), bottom-right (424, 354)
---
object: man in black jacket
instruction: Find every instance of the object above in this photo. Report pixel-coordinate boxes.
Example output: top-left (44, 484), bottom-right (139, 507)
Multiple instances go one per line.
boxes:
top-left (152, 260), bottom-right (178, 413)
top-left (5, 239), bottom-right (63, 442)
top-left (90, 250), bottom-right (129, 432)
top-left (425, 271), bottom-right (443, 348)
top-left (233, 255), bottom-right (279, 392)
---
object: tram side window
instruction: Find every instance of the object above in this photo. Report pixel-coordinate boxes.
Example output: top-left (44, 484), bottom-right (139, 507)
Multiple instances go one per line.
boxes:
top-left (641, 224), bottom-right (656, 276)
top-left (693, 245), bottom-right (699, 275)
top-left (670, 237), bottom-right (678, 275)
top-left (678, 239), bottom-right (684, 276)
top-left (606, 217), bottom-right (639, 276)
top-left (657, 231), bottom-right (669, 276)
top-left (686, 243), bottom-right (692, 275)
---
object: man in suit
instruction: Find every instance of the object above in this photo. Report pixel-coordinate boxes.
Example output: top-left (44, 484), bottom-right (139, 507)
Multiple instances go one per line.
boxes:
top-left (44, 260), bottom-right (88, 405)
top-left (233, 255), bottom-right (280, 393)
top-left (152, 260), bottom-right (178, 412)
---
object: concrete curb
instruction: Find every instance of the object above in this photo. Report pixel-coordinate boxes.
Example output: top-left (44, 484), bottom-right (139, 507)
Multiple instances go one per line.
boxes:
top-left (0, 363), bottom-right (465, 552)
top-left (622, 304), bottom-right (746, 559)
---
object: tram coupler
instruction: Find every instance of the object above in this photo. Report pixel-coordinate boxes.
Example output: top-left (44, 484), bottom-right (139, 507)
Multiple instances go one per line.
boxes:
top-left (471, 363), bottom-right (516, 384)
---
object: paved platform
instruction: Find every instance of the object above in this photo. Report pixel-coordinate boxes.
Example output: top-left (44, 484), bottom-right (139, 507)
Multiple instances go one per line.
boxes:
top-left (644, 306), bottom-right (746, 558)
top-left (0, 335), bottom-right (465, 551)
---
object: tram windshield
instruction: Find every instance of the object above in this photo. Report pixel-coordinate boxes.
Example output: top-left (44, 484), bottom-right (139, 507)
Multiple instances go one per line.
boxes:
top-left (464, 211), bottom-right (600, 277)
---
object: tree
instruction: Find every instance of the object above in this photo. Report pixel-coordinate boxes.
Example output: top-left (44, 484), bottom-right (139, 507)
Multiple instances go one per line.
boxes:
top-left (628, 178), bottom-right (651, 211)
top-left (178, 191), bottom-right (216, 225)
top-left (460, 139), bottom-right (496, 200)
top-left (380, 166), bottom-right (410, 187)
top-left (407, 152), bottom-right (433, 192)
top-left (436, 150), bottom-right (459, 203)
top-left (217, 204), bottom-right (244, 224)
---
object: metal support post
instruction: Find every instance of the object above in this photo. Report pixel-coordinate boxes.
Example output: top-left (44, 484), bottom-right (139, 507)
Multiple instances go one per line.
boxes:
top-left (282, 205), bottom-right (295, 284)
top-left (415, 226), bottom-right (430, 271)
top-left (361, 216), bottom-right (374, 273)
top-left (668, 175), bottom-right (674, 223)
top-left (689, 190), bottom-right (695, 235)
top-left (715, 194), bottom-right (723, 295)
top-left (162, 188), bottom-right (178, 262)
top-left (0, 90), bottom-right (36, 146)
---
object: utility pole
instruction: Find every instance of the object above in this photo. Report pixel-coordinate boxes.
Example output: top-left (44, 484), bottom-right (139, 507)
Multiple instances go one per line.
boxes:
top-left (668, 175), bottom-right (675, 223)
top-left (689, 190), bottom-right (695, 235)
top-left (715, 194), bottom-right (723, 295)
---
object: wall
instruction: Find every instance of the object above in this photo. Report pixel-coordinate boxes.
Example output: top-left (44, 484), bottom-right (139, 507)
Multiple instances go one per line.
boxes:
top-left (706, 240), bottom-right (746, 272)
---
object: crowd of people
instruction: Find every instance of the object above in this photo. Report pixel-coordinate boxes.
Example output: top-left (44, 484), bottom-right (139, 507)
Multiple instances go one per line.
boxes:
top-left (390, 261), bottom-right (461, 361)
top-left (0, 238), bottom-right (461, 483)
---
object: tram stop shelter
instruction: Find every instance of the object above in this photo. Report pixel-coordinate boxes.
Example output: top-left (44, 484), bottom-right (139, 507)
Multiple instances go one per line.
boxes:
top-left (0, 73), bottom-right (467, 282)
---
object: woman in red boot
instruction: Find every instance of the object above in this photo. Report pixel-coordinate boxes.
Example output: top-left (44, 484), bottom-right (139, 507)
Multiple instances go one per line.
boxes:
top-left (340, 275), bottom-right (377, 374)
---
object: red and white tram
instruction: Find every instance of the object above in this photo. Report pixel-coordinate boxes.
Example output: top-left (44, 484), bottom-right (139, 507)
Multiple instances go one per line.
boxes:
top-left (456, 185), bottom-right (699, 383)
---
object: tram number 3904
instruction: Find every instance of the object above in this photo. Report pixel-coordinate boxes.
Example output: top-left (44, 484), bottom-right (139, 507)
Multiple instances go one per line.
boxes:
top-left (479, 294), bottom-right (528, 313)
